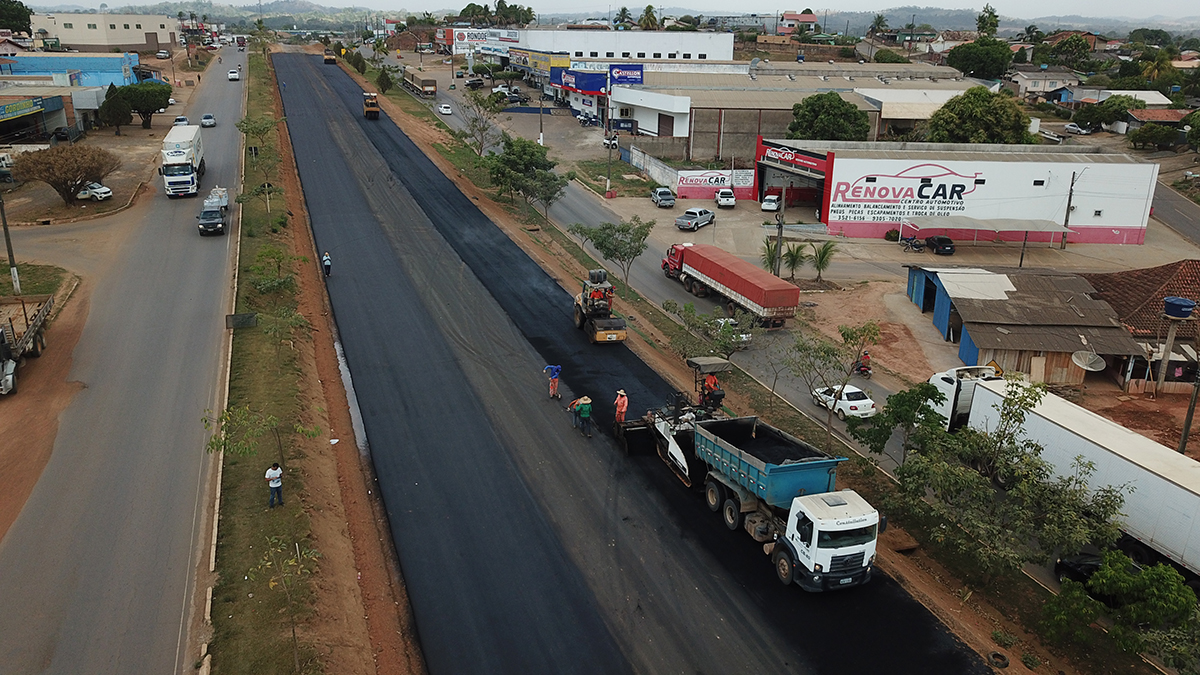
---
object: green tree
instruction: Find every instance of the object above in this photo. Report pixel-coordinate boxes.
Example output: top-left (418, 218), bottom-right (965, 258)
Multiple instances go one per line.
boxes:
top-left (1052, 34), bottom-right (1091, 67)
top-left (1129, 122), bottom-right (1178, 149)
top-left (1040, 579), bottom-right (1104, 645)
top-left (614, 6), bottom-right (633, 24)
top-left (375, 66), bottom-right (394, 94)
top-left (874, 48), bottom-right (909, 63)
top-left (485, 132), bottom-right (554, 202)
top-left (1011, 46), bottom-right (1027, 64)
top-left (203, 405), bottom-right (277, 457)
top-left (1128, 28), bottom-right (1172, 45)
top-left (1083, 73), bottom-right (1111, 87)
top-left (661, 300), bottom-right (757, 358)
top-left (0, 0), bottom-right (31, 34)
top-left (782, 243), bottom-right (809, 280)
top-left (808, 241), bottom-right (837, 282)
top-left (946, 37), bottom-right (1012, 79)
top-left (249, 535), bottom-right (320, 675)
top-left (97, 93), bottom-right (132, 136)
top-left (569, 215), bottom-right (653, 300)
top-left (868, 13), bottom-right (887, 36)
top-left (975, 3), bottom-right (999, 37)
top-left (236, 115), bottom-right (284, 149)
top-left (787, 321), bottom-right (880, 450)
top-left (786, 91), bottom-right (869, 141)
top-left (759, 236), bottom-right (780, 272)
top-left (1088, 549), bottom-right (1197, 654)
top-left (637, 4), bottom-right (658, 30)
top-left (529, 168), bottom-right (571, 219)
top-left (13, 145), bottom-right (121, 206)
top-left (454, 90), bottom-right (502, 156)
top-left (927, 86), bottom-right (1032, 144)
top-left (116, 81), bottom-right (172, 128)
top-left (1019, 24), bottom-right (1044, 43)
top-left (847, 382), bottom-right (946, 464)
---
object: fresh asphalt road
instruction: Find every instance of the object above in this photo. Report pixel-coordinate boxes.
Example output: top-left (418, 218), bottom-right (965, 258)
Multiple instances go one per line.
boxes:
top-left (0, 50), bottom-right (244, 673)
top-left (277, 53), bottom-right (986, 674)
top-left (1154, 180), bottom-right (1200, 244)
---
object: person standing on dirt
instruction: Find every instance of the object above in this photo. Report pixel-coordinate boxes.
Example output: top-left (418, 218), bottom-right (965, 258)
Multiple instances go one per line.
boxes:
top-left (543, 364), bottom-right (562, 399)
top-left (265, 462), bottom-right (283, 508)
top-left (576, 397), bottom-right (593, 438)
top-left (322, 252), bottom-right (332, 277)
top-left (613, 389), bottom-right (628, 424)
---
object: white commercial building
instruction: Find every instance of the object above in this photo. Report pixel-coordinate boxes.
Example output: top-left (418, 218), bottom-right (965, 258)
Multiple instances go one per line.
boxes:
top-left (520, 29), bottom-right (733, 62)
top-left (31, 14), bottom-right (179, 53)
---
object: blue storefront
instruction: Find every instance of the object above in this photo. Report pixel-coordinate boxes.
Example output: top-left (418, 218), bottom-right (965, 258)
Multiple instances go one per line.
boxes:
top-left (906, 266), bottom-right (980, 366)
top-left (8, 53), bottom-right (152, 88)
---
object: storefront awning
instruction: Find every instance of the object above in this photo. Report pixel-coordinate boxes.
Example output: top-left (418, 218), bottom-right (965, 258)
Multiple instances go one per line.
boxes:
top-left (903, 216), bottom-right (1073, 233)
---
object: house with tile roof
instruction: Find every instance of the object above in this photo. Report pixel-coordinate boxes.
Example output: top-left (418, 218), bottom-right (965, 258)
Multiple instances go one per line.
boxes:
top-left (1126, 108), bottom-right (1194, 131)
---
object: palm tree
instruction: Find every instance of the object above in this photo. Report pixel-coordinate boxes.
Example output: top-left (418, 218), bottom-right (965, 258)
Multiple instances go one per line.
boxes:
top-left (760, 237), bottom-right (780, 272)
top-left (637, 5), bottom-right (658, 30)
top-left (782, 244), bottom-right (810, 280)
top-left (868, 14), bottom-right (887, 37)
top-left (615, 6), bottom-right (633, 24)
top-left (1142, 52), bottom-right (1177, 82)
top-left (809, 241), bottom-right (837, 282)
top-left (177, 11), bottom-right (184, 21)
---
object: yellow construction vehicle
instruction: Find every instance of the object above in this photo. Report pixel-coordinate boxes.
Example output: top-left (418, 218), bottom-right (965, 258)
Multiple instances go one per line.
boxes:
top-left (362, 92), bottom-right (380, 120)
top-left (323, 49), bottom-right (336, 64)
top-left (573, 269), bottom-right (627, 344)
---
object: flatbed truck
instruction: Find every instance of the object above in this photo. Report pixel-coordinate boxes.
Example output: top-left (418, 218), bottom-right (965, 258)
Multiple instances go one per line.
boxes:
top-left (1, 294), bottom-right (52, 395)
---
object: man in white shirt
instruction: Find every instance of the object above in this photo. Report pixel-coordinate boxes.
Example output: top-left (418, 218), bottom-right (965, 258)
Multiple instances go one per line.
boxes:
top-left (265, 462), bottom-right (283, 508)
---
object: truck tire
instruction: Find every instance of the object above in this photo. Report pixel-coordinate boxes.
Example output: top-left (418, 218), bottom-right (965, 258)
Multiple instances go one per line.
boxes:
top-left (28, 332), bottom-right (44, 357)
top-left (722, 498), bottom-right (742, 531)
top-left (772, 547), bottom-right (795, 586)
top-left (1119, 537), bottom-right (1153, 566)
top-left (662, 263), bottom-right (671, 277)
top-left (573, 305), bottom-right (585, 329)
top-left (704, 480), bottom-right (724, 512)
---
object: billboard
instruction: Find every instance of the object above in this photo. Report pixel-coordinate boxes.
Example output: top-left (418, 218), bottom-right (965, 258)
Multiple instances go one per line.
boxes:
top-left (609, 64), bottom-right (643, 84)
top-left (756, 138), bottom-right (827, 174)
top-left (676, 169), bottom-right (755, 200)
top-left (453, 29), bottom-right (488, 54)
top-left (554, 69), bottom-right (606, 94)
top-left (824, 157), bottom-right (1158, 244)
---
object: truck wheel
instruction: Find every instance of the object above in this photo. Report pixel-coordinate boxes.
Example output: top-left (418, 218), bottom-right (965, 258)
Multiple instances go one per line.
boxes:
top-left (772, 547), bottom-right (794, 586)
top-left (573, 305), bottom-right (585, 329)
top-left (1119, 538), bottom-right (1153, 565)
top-left (704, 480), bottom-right (724, 512)
top-left (28, 332), bottom-right (44, 357)
top-left (662, 263), bottom-right (671, 277)
top-left (722, 498), bottom-right (742, 531)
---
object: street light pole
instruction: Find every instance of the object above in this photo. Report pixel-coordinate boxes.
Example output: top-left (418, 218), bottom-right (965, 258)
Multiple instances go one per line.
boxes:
top-left (1, 192), bottom-right (20, 295)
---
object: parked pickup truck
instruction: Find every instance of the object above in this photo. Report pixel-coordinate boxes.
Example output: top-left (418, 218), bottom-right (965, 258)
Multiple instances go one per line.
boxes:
top-left (196, 186), bottom-right (229, 235)
top-left (715, 188), bottom-right (736, 208)
top-left (619, 402), bottom-right (884, 592)
top-left (650, 187), bottom-right (675, 208)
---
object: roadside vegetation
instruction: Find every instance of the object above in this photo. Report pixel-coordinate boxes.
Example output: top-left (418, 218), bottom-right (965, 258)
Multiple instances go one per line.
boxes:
top-left (206, 49), bottom-right (323, 675)
top-left (0, 263), bottom-right (67, 296)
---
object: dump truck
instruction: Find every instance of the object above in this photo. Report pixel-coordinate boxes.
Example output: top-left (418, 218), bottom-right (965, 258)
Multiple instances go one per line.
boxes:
top-left (159, 125), bottom-right (205, 197)
top-left (965, 378), bottom-right (1200, 592)
top-left (323, 49), bottom-right (336, 64)
top-left (661, 243), bottom-right (800, 329)
top-left (401, 66), bottom-right (437, 98)
top-left (573, 269), bottom-right (626, 344)
top-left (619, 395), bottom-right (884, 592)
top-left (1, 294), bottom-right (52, 395)
top-left (362, 92), bottom-right (380, 119)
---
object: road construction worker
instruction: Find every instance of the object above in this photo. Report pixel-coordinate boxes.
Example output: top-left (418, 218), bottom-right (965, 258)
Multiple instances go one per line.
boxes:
top-left (543, 364), bottom-right (562, 399)
top-left (322, 252), bottom-right (332, 277)
top-left (613, 389), bottom-right (628, 424)
top-left (576, 396), bottom-right (593, 438)
top-left (566, 396), bottom-right (583, 428)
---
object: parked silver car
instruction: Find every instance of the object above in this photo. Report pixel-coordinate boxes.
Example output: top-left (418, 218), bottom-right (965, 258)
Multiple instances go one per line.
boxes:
top-left (675, 208), bottom-right (715, 231)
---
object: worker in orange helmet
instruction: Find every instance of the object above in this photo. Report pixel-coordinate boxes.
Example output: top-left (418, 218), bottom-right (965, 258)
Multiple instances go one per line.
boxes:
top-left (613, 389), bottom-right (629, 424)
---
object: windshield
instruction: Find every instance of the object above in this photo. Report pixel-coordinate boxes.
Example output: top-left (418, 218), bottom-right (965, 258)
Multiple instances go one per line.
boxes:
top-left (844, 391), bottom-right (869, 401)
top-left (199, 210), bottom-right (222, 220)
top-left (163, 164), bottom-right (194, 176)
top-left (817, 524), bottom-right (877, 549)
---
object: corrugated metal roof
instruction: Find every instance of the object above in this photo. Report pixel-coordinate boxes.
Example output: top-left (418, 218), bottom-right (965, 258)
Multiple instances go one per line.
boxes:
top-left (683, 89), bottom-right (875, 111)
top-left (764, 138), bottom-right (1144, 164)
top-left (878, 101), bottom-right (943, 120)
top-left (965, 322), bottom-right (1141, 354)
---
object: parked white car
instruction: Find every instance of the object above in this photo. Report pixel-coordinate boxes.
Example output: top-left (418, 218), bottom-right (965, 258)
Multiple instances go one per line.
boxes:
top-left (715, 188), bottom-right (736, 208)
top-left (76, 182), bottom-right (113, 201)
top-left (761, 195), bottom-right (781, 211)
top-left (812, 385), bottom-right (877, 420)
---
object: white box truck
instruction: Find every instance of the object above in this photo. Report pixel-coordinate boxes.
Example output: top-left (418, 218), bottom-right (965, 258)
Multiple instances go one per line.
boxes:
top-left (159, 125), bottom-right (205, 197)
top-left (966, 378), bottom-right (1200, 591)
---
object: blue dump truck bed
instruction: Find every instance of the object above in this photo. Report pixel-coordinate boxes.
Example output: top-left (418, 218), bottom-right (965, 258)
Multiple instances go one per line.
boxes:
top-left (695, 417), bottom-right (844, 509)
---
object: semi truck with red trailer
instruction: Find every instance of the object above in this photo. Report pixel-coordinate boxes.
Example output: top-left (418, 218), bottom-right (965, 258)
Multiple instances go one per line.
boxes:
top-left (661, 243), bottom-right (800, 328)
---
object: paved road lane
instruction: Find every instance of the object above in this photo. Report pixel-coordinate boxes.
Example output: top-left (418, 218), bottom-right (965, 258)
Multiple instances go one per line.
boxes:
top-left (1154, 181), bottom-right (1200, 244)
top-left (280, 53), bottom-right (987, 675)
top-left (0, 49), bottom-right (245, 674)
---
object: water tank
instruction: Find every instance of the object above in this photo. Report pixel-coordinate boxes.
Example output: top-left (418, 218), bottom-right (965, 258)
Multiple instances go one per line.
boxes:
top-left (1164, 296), bottom-right (1196, 319)
top-left (589, 269), bottom-right (608, 285)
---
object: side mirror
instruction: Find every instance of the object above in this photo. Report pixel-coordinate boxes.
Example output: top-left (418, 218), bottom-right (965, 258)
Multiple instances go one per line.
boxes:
top-left (157, 167), bottom-right (163, 175)
top-left (878, 515), bottom-right (888, 534)
top-left (195, 215), bottom-right (200, 219)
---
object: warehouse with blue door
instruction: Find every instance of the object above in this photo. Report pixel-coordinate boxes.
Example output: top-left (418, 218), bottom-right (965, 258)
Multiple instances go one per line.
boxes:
top-left (906, 265), bottom-right (1141, 385)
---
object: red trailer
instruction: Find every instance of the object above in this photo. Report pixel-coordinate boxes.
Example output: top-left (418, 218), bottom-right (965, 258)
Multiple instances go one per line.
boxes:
top-left (661, 243), bottom-right (799, 328)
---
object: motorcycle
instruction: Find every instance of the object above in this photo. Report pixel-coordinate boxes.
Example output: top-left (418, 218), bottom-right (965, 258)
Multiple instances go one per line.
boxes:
top-left (602, 135), bottom-right (619, 149)
top-left (853, 360), bottom-right (873, 379)
top-left (899, 235), bottom-right (925, 252)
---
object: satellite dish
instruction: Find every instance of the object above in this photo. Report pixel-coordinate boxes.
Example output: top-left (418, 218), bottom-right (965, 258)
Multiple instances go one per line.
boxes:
top-left (749, 57), bottom-right (761, 68)
top-left (1071, 351), bottom-right (1106, 372)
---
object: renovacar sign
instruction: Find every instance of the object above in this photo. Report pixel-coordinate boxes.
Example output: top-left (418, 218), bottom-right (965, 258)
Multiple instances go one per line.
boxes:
top-left (609, 64), bottom-right (643, 84)
top-left (828, 162), bottom-right (979, 223)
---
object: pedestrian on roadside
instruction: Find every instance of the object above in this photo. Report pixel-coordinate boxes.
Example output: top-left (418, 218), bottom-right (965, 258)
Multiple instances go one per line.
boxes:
top-left (577, 396), bottom-right (593, 438)
top-left (265, 462), bottom-right (283, 508)
top-left (613, 389), bottom-right (628, 424)
top-left (322, 251), bottom-right (332, 277)
top-left (566, 396), bottom-right (583, 428)
top-left (543, 364), bottom-right (562, 399)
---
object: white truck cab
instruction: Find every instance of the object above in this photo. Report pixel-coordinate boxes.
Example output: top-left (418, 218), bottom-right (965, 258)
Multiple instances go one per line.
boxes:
top-left (777, 490), bottom-right (881, 591)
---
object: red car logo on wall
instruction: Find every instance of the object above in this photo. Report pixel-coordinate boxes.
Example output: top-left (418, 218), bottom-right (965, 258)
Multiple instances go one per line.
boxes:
top-left (833, 163), bottom-right (983, 204)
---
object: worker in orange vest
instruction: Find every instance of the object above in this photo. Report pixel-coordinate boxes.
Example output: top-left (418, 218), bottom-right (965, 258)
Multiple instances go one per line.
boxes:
top-left (613, 389), bottom-right (629, 424)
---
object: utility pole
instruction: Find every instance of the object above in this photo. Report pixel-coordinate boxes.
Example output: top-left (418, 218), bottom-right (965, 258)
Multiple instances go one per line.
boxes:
top-left (1, 192), bottom-right (20, 295)
top-left (774, 195), bottom-right (786, 277)
top-left (1180, 325), bottom-right (1200, 453)
top-left (1061, 169), bottom-right (1081, 250)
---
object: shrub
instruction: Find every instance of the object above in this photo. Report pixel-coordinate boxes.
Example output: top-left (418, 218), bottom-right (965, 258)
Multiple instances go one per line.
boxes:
top-left (884, 228), bottom-right (900, 242)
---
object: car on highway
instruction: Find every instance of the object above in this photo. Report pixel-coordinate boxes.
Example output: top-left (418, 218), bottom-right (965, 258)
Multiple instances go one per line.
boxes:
top-left (200, 114), bottom-right (216, 127)
top-left (438, 104), bottom-right (452, 115)
top-left (227, 69), bottom-right (241, 81)
top-left (1064, 123), bottom-right (1092, 135)
top-left (675, 208), bottom-right (715, 231)
top-left (76, 182), bottom-right (113, 201)
top-left (173, 116), bottom-right (189, 126)
top-left (715, 188), bottom-right (736, 208)
top-left (812, 385), bottom-right (877, 420)
top-left (925, 235), bottom-right (956, 255)
top-left (650, 187), bottom-right (675, 208)
top-left (761, 195), bottom-right (781, 211)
